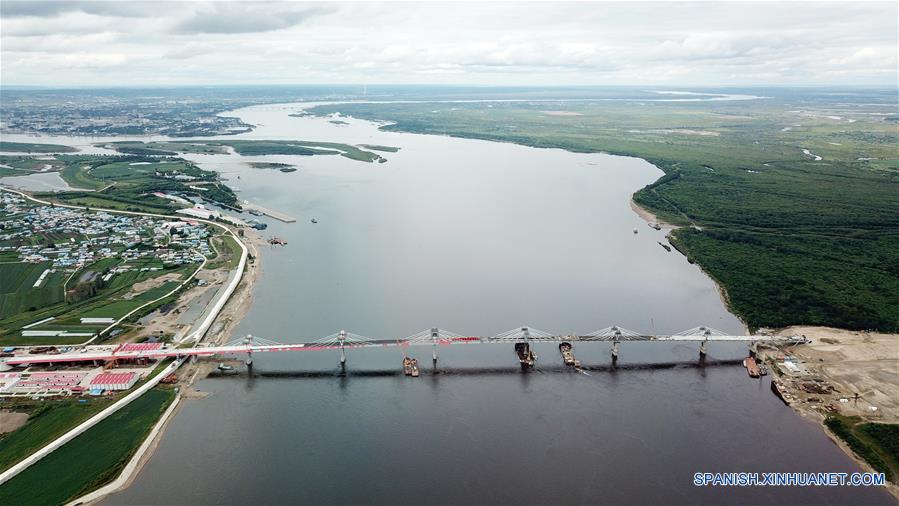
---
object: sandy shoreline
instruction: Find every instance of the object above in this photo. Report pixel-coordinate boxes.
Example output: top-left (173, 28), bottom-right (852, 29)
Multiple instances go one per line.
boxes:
top-left (629, 197), bottom-right (677, 230)
top-left (765, 326), bottom-right (899, 499)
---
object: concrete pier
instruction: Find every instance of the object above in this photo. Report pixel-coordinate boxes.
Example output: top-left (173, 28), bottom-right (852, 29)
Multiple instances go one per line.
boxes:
top-left (242, 202), bottom-right (297, 223)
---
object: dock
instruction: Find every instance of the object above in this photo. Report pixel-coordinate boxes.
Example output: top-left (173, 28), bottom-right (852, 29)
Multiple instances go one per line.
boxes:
top-left (241, 202), bottom-right (296, 223)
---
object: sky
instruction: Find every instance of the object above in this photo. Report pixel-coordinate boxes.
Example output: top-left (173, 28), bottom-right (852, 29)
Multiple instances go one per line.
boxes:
top-left (1, 1), bottom-right (897, 87)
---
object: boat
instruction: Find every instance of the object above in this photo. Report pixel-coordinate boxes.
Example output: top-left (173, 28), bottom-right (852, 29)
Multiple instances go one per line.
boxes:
top-left (311, 218), bottom-right (318, 224)
top-left (403, 356), bottom-right (413, 376)
top-left (559, 342), bottom-right (576, 366)
top-left (217, 362), bottom-right (234, 371)
top-left (633, 228), bottom-right (638, 234)
top-left (771, 380), bottom-right (790, 405)
top-left (743, 357), bottom-right (760, 378)
top-left (410, 358), bottom-right (420, 377)
top-left (514, 342), bottom-right (536, 370)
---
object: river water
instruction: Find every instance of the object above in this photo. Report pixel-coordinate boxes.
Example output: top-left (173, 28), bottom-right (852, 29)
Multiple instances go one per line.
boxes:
top-left (3, 103), bottom-right (893, 505)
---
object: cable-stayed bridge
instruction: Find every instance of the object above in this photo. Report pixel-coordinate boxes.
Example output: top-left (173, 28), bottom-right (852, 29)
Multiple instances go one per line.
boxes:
top-left (5, 325), bottom-right (805, 368)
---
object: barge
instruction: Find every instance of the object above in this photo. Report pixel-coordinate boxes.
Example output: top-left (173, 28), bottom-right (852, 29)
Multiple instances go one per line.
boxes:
top-left (743, 357), bottom-right (761, 378)
top-left (559, 342), bottom-right (579, 367)
top-left (514, 342), bottom-right (536, 370)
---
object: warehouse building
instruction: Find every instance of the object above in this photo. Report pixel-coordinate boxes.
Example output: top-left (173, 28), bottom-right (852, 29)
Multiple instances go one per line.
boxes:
top-left (89, 372), bottom-right (139, 391)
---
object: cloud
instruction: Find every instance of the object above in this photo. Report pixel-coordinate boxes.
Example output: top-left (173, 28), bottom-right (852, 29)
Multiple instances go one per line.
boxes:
top-left (171, 3), bottom-right (335, 34)
top-left (0, 0), bottom-right (159, 18)
top-left (0, 2), bottom-right (896, 86)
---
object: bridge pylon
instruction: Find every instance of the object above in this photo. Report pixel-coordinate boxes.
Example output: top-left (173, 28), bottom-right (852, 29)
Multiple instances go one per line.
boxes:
top-left (244, 335), bottom-right (253, 367)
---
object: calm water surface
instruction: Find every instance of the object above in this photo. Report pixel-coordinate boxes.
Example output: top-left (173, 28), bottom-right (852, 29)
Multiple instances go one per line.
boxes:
top-left (5, 105), bottom-right (892, 505)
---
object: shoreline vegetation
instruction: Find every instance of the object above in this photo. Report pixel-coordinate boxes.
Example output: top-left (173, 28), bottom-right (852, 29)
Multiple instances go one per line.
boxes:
top-left (97, 140), bottom-right (395, 163)
top-left (305, 95), bottom-right (899, 333)
top-left (247, 162), bottom-right (297, 172)
top-left (0, 142), bottom-right (78, 154)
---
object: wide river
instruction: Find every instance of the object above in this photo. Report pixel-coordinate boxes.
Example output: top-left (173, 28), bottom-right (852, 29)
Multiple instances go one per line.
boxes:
top-left (3, 103), bottom-right (894, 505)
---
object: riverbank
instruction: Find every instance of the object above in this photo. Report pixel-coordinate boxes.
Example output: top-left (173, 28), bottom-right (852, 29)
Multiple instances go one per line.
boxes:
top-left (68, 230), bottom-right (262, 503)
top-left (0, 185), bottom-right (254, 502)
top-left (631, 196), bottom-right (749, 335)
top-left (768, 326), bottom-right (899, 498)
top-left (629, 197), bottom-right (676, 230)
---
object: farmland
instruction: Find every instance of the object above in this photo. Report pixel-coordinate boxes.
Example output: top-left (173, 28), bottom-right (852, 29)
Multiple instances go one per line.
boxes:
top-left (0, 396), bottom-right (113, 473)
top-left (0, 387), bottom-right (175, 506)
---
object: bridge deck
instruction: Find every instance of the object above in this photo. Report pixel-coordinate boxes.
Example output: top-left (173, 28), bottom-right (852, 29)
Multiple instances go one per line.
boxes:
top-left (4, 333), bottom-right (801, 367)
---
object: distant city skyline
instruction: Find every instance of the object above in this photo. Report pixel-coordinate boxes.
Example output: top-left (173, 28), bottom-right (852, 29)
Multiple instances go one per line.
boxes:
top-left (1, 1), bottom-right (897, 87)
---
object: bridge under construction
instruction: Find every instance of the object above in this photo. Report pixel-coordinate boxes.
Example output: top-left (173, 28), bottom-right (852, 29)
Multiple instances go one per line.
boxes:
top-left (5, 325), bottom-right (805, 369)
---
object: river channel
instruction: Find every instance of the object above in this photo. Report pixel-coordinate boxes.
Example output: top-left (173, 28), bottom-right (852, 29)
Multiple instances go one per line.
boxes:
top-left (3, 102), bottom-right (894, 505)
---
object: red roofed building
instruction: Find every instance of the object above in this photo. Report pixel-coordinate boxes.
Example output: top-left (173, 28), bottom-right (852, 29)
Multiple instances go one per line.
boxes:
top-left (118, 343), bottom-right (164, 353)
top-left (90, 372), bottom-right (138, 391)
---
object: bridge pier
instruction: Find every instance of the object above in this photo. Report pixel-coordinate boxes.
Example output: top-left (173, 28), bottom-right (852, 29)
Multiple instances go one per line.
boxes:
top-left (611, 339), bottom-right (620, 366)
top-left (338, 330), bottom-right (347, 366)
top-left (749, 342), bottom-right (759, 358)
top-left (698, 339), bottom-right (708, 366)
top-left (431, 328), bottom-right (439, 364)
top-left (244, 335), bottom-right (253, 367)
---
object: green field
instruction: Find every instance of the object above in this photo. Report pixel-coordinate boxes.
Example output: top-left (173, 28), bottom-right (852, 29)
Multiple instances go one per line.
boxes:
top-left (0, 262), bottom-right (197, 346)
top-left (307, 90), bottom-right (899, 332)
top-left (102, 139), bottom-right (392, 163)
top-left (0, 388), bottom-right (175, 506)
top-left (0, 398), bottom-right (112, 473)
top-left (206, 234), bottom-right (243, 270)
top-left (0, 262), bottom-right (65, 320)
top-left (95, 141), bottom-right (229, 156)
top-left (825, 415), bottom-right (899, 483)
top-left (35, 154), bottom-right (241, 211)
top-left (0, 142), bottom-right (77, 154)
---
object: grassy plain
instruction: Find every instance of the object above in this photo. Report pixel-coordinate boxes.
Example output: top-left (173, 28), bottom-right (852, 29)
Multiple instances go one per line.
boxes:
top-left (0, 388), bottom-right (175, 506)
top-left (308, 89), bottom-right (899, 331)
top-left (0, 142), bottom-right (77, 153)
top-left (42, 154), bottom-right (240, 210)
top-left (101, 139), bottom-right (393, 163)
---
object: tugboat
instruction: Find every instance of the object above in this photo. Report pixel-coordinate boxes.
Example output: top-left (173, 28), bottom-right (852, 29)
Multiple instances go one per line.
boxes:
top-left (514, 342), bottom-right (536, 370)
top-left (402, 357), bottom-right (420, 377)
top-left (311, 218), bottom-right (318, 224)
top-left (559, 342), bottom-right (577, 366)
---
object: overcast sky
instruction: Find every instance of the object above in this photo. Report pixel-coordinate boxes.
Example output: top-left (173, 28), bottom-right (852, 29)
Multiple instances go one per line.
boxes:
top-left (1, 1), bottom-right (896, 87)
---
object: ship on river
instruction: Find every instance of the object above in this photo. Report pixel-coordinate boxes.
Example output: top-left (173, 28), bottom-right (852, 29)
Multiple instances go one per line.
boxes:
top-left (514, 342), bottom-right (536, 370)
